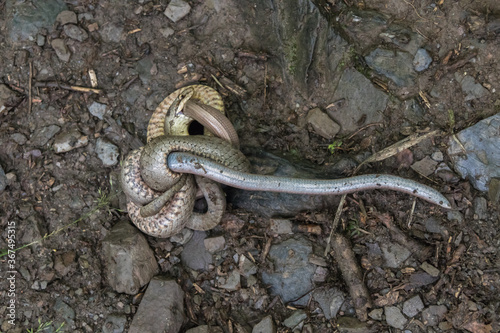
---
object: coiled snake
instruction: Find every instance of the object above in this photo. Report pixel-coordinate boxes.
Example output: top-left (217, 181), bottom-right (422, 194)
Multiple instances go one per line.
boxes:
top-left (121, 85), bottom-right (451, 238)
top-left (121, 85), bottom-right (249, 238)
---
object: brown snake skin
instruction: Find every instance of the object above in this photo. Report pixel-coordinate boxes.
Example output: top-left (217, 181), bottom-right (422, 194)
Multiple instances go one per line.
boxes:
top-left (121, 85), bottom-right (248, 238)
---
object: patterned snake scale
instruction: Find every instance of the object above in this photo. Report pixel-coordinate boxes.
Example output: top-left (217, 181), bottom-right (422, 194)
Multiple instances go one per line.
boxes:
top-left (121, 85), bottom-right (249, 238)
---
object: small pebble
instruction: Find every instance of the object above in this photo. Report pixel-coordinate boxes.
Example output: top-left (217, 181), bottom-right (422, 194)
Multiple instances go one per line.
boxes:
top-left (95, 138), bottom-right (119, 167)
top-left (385, 306), bottom-right (407, 329)
top-left (164, 0), bottom-right (191, 23)
top-left (252, 316), bottom-right (276, 333)
top-left (283, 310), bottom-right (307, 329)
top-left (402, 295), bottom-right (424, 318)
top-left (88, 101), bottom-right (109, 119)
top-left (431, 151), bottom-right (444, 161)
top-left (204, 236), bottom-right (225, 253)
top-left (51, 39), bottom-right (71, 62)
top-left (269, 218), bottom-right (293, 234)
top-left (420, 262), bottom-right (440, 277)
top-left (63, 24), bottom-right (89, 42)
top-left (56, 10), bottom-right (78, 25)
top-left (413, 48), bottom-right (432, 72)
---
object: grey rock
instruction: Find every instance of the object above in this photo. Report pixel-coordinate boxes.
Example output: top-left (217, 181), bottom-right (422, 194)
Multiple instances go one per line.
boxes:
top-left (51, 38), bottom-right (71, 62)
top-left (473, 197), bottom-right (488, 219)
top-left (408, 271), bottom-right (439, 288)
top-left (0, 84), bottom-right (23, 114)
top-left (11, 133), bottom-right (27, 145)
top-left (336, 316), bottom-right (376, 333)
top-left (403, 98), bottom-right (425, 124)
top-left (95, 138), bottom-right (120, 167)
top-left (218, 270), bottom-right (240, 291)
top-left (413, 48), bottom-right (432, 72)
top-left (78, 13), bottom-right (94, 21)
top-left (252, 315), bottom-right (275, 333)
top-left (447, 210), bottom-right (464, 224)
top-left (0, 164), bottom-right (6, 192)
top-left (31, 125), bottom-right (61, 147)
top-left (181, 231), bottom-right (213, 270)
top-left (269, 218), bottom-right (293, 234)
top-left (328, 68), bottom-right (387, 133)
top-left (283, 310), bottom-right (307, 329)
top-left (170, 228), bottom-right (193, 244)
top-left (54, 299), bottom-right (75, 327)
top-left (5, 172), bottom-right (16, 187)
top-left (421, 305), bottom-right (447, 326)
top-left (99, 22), bottom-right (124, 43)
top-left (36, 34), bottom-right (46, 46)
top-left (261, 237), bottom-right (315, 304)
top-left (102, 314), bottom-right (127, 333)
top-left (368, 308), bottom-right (383, 321)
top-left (88, 101), bottom-right (109, 119)
top-left (306, 108), bottom-right (340, 140)
top-left (5, 0), bottom-right (67, 43)
top-left (457, 74), bottom-right (489, 101)
top-left (447, 113), bottom-right (500, 191)
top-left (365, 48), bottom-right (416, 87)
top-left (411, 156), bottom-right (438, 177)
top-left (431, 151), bottom-right (444, 162)
top-left (53, 129), bottom-right (88, 153)
top-left (136, 55), bottom-right (156, 84)
top-left (101, 220), bottom-right (159, 295)
top-left (489, 178), bottom-right (500, 205)
top-left (239, 255), bottom-right (258, 277)
top-left (402, 295), bottom-right (424, 318)
top-left (384, 306), bottom-right (407, 329)
top-left (164, 0), bottom-right (192, 23)
top-left (380, 242), bottom-right (411, 268)
top-left (420, 262), bottom-right (440, 277)
top-left (56, 10), bottom-right (77, 25)
top-left (160, 27), bottom-right (175, 38)
top-left (63, 24), bottom-right (89, 42)
top-left (204, 236), bottom-right (225, 253)
top-left (128, 277), bottom-right (185, 333)
top-left (312, 287), bottom-right (345, 319)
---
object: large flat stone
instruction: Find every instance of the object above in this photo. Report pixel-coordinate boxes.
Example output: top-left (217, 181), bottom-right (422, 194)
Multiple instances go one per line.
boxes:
top-left (129, 277), bottom-right (185, 333)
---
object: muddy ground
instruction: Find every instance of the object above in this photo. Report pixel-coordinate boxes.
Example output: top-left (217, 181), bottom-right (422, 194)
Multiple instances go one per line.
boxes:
top-left (0, 0), bottom-right (499, 332)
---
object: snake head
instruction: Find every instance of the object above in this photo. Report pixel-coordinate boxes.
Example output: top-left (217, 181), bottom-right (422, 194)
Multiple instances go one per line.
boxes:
top-left (173, 87), bottom-right (195, 116)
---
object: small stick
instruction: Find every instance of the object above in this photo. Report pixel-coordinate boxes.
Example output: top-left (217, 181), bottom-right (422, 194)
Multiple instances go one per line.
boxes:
top-left (324, 194), bottom-right (347, 256)
top-left (407, 197), bottom-right (417, 228)
top-left (34, 82), bottom-right (102, 94)
top-left (28, 61), bottom-right (33, 114)
top-left (330, 233), bottom-right (372, 321)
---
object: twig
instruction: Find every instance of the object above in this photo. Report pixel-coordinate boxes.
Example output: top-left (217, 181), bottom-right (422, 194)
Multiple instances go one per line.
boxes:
top-left (34, 81), bottom-right (102, 94)
top-left (354, 130), bottom-right (441, 173)
top-left (407, 197), bottom-right (417, 228)
top-left (28, 61), bottom-right (33, 114)
top-left (346, 122), bottom-right (383, 140)
top-left (324, 194), bottom-right (347, 256)
top-left (330, 233), bottom-right (372, 321)
top-left (263, 62), bottom-right (267, 107)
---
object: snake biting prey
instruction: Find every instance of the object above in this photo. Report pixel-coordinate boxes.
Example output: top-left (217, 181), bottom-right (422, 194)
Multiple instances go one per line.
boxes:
top-left (121, 85), bottom-right (451, 238)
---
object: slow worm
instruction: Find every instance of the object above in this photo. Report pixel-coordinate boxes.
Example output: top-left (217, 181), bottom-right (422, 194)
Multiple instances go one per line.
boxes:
top-left (167, 152), bottom-right (452, 209)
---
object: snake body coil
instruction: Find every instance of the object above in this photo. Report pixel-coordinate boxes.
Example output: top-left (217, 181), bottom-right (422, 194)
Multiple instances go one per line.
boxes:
top-left (121, 85), bottom-right (243, 237)
top-left (122, 85), bottom-right (451, 238)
